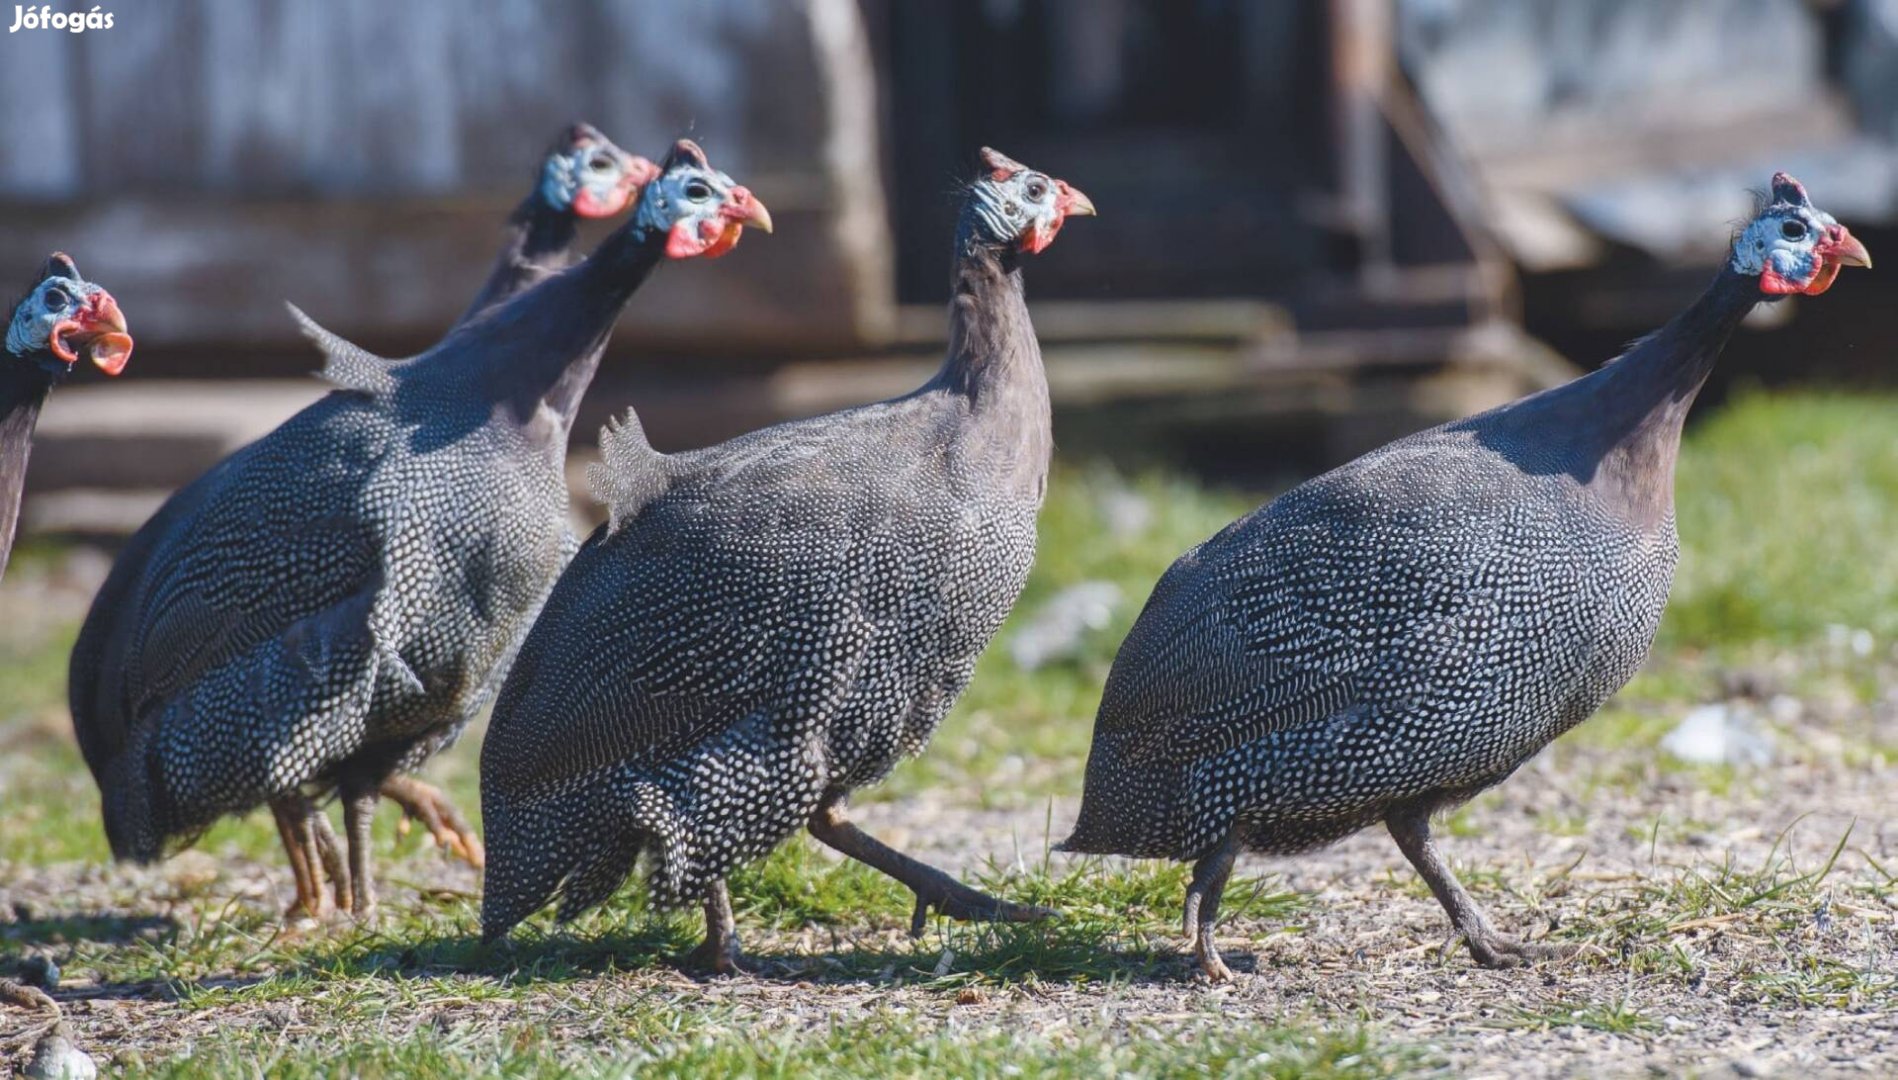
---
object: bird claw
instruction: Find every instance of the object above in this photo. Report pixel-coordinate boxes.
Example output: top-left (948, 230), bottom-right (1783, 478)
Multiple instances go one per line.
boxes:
top-left (381, 779), bottom-right (486, 869)
top-left (1465, 932), bottom-right (1575, 969)
top-left (906, 878), bottom-right (1056, 937)
top-left (1195, 934), bottom-right (1233, 983)
top-left (681, 939), bottom-right (748, 976)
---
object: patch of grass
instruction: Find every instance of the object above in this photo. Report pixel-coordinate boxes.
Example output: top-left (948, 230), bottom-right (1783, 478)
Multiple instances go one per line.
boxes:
top-left (1666, 391), bottom-right (1898, 649)
top-left (120, 1011), bottom-right (1429, 1080)
top-left (1497, 996), bottom-right (1655, 1035)
top-left (729, 836), bottom-right (913, 931)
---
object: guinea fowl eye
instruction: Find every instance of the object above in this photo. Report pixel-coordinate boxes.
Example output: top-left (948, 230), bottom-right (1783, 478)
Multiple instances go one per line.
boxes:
top-left (1025, 179), bottom-right (1048, 201)
top-left (1781, 219), bottom-right (1808, 241)
top-left (684, 181), bottom-right (712, 201)
top-left (588, 154), bottom-right (614, 172)
top-left (41, 286), bottom-right (69, 311)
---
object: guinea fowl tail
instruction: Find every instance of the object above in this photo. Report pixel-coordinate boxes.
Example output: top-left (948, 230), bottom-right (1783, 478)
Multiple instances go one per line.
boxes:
top-left (97, 734), bottom-right (167, 863)
top-left (1054, 790), bottom-right (1122, 855)
top-left (1056, 735), bottom-right (1194, 858)
top-left (479, 776), bottom-right (689, 942)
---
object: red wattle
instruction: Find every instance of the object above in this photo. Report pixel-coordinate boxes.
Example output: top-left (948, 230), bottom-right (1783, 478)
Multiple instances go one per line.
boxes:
top-left (665, 221), bottom-right (707, 259)
top-left (1757, 264), bottom-right (1801, 295)
top-left (571, 187), bottom-right (617, 219)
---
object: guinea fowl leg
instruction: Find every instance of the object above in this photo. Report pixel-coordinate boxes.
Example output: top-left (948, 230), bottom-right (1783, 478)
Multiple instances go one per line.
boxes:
top-left (681, 879), bottom-right (746, 975)
top-left (342, 786), bottom-right (380, 917)
top-left (270, 795), bottom-right (331, 920)
top-left (311, 808), bottom-right (351, 912)
top-left (807, 797), bottom-right (1056, 937)
top-left (1385, 803), bottom-right (1572, 968)
top-left (1182, 832), bottom-right (1238, 982)
top-left (380, 776), bottom-right (486, 868)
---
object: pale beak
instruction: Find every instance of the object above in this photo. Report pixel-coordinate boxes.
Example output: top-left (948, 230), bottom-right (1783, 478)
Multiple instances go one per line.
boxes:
top-left (1833, 229), bottom-right (1872, 269)
top-left (1062, 184), bottom-right (1097, 218)
top-left (733, 188), bottom-right (774, 234)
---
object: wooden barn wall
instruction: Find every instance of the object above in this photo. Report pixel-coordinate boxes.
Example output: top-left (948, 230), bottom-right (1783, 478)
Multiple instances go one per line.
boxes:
top-left (0, 0), bottom-right (893, 363)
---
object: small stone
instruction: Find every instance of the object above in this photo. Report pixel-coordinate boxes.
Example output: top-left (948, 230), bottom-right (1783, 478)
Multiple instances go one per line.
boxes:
top-left (955, 987), bottom-right (985, 1005)
top-left (1660, 704), bottom-right (1773, 766)
top-left (1731, 1059), bottom-right (1767, 1079)
top-left (24, 1034), bottom-right (97, 1080)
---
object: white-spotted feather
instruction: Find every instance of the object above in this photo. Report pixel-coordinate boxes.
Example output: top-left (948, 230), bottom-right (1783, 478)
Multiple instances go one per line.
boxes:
top-left (285, 302), bottom-right (398, 396)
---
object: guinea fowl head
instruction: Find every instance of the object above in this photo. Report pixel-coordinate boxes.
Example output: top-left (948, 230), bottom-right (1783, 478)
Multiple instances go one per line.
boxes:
top-left (960, 147), bottom-right (1096, 256)
top-left (6, 253), bottom-right (133, 379)
top-left (635, 139), bottom-right (774, 260)
top-left (538, 122), bottom-right (659, 219)
top-left (1733, 173), bottom-right (1871, 297)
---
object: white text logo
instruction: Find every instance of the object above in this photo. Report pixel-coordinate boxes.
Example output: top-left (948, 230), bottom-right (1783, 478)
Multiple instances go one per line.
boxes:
top-left (8, 5), bottom-right (114, 33)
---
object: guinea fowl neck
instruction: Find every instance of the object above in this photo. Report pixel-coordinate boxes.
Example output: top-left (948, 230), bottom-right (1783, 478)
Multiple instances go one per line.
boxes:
top-left (1517, 263), bottom-right (1760, 528)
top-left (934, 241), bottom-right (1048, 414)
top-left (459, 194), bottom-right (577, 323)
top-left (1589, 264), bottom-right (1758, 428)
top-left (0, 360), bottom-right (57, 576)
top-left (446, 216), bottom-right (666, 434)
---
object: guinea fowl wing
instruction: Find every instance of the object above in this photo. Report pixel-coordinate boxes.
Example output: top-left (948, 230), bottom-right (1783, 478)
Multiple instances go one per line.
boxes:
top-left (484, 415), bottom-right (919, 795)
top-left (1095, 435), bottom-right (1530, 764)
top-left (71, 402), bottom-right (390, 792)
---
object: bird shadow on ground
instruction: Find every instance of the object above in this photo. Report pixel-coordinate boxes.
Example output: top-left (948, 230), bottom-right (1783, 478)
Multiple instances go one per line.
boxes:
top-left (291, 918), bottom-right (1220, 989)
top-left (1, 911), bottom-right (178, 951)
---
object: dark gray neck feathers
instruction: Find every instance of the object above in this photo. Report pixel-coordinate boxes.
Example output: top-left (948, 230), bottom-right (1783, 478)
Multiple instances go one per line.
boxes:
top-left (0, 359), bottom-right (56, 578)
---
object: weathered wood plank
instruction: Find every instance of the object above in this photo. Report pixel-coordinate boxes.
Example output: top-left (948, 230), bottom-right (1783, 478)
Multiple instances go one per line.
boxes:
top-left (0, 0), bottom-right (895, 347)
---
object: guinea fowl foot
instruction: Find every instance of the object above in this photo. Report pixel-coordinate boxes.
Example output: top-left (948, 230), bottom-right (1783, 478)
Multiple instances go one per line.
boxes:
top-left (680, 880), bottom-right (747, 976)
top-left (381, 777), bottom-right (486, 868)
top-left (1464, 932), bottom-right (1576, 970)
top-left (1183, 833), bottom-right (1238, 983)
top-left (806, 800), bottom-right (1055, 937)
top-left (901, 874), bottom-right (1055, 938)
top-left (1386, 804), bottom-right (1573, 971)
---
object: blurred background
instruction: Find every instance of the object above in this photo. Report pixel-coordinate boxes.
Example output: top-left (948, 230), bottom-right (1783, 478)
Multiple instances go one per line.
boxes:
top-left (3, 0), bottom-right (1897, 535)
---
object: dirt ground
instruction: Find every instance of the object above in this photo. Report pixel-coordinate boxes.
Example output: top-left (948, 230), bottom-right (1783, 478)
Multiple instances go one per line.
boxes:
top-left (4, 752), bottom-right (1894, 1078)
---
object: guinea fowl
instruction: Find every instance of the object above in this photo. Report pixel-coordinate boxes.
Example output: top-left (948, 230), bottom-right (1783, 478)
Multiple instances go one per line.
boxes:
top-left (1, 254), bottom-right (132, 581)
top-left (68, 139), bottom-right (771, 919)
top-left (479, 148), bottom-right (1095, 970)
top-left (1059, 174), bottom-right (1870, 981)
top-left (460, 123), bottom-right (657, 323)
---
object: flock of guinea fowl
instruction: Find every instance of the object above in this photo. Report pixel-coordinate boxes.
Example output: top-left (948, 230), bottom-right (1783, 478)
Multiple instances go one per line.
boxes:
top-left (1, 123), bottom-right (1873, 982)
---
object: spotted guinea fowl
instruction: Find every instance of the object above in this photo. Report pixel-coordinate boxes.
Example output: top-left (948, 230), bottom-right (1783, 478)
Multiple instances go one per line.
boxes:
top-left (480, 147), bottom-right (1095, 970)
top-left (68, 140), bottom-right (771, 919)
top-left (1059, 174), bottom-right (1869, 981)
top-left (1, 253), bottom-right (132, 581)
top-left (460, 123), bottom-right (657, 323)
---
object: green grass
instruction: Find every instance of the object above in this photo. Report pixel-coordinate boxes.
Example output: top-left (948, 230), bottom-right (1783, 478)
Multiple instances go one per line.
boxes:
top-left (1667, 391), bottom-right (1898, 648)
top-left (120, 1014), bottom-right (1428, 1080)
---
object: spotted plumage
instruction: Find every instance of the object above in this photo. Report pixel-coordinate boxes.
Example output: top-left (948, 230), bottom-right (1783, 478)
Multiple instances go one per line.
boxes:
top-left (1060, 174), bottom-right (1869, 980)
top-left (68, 139), bottom-right (764, 919)
top-left (480, 148), bottom-right (1095, 969)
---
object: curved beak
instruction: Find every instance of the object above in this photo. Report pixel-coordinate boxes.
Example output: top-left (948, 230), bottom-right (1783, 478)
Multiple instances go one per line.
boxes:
top-left (1060, 184), bottom-right (1097, 219)
top-left (697, 187), bottom-right (773, 260)
top-left (54, 290), bottom-right (133, 375)
top-left (729, 186), bottom-right (773, 235)
top-left (1832, 228), bottom-right (1872, 269)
